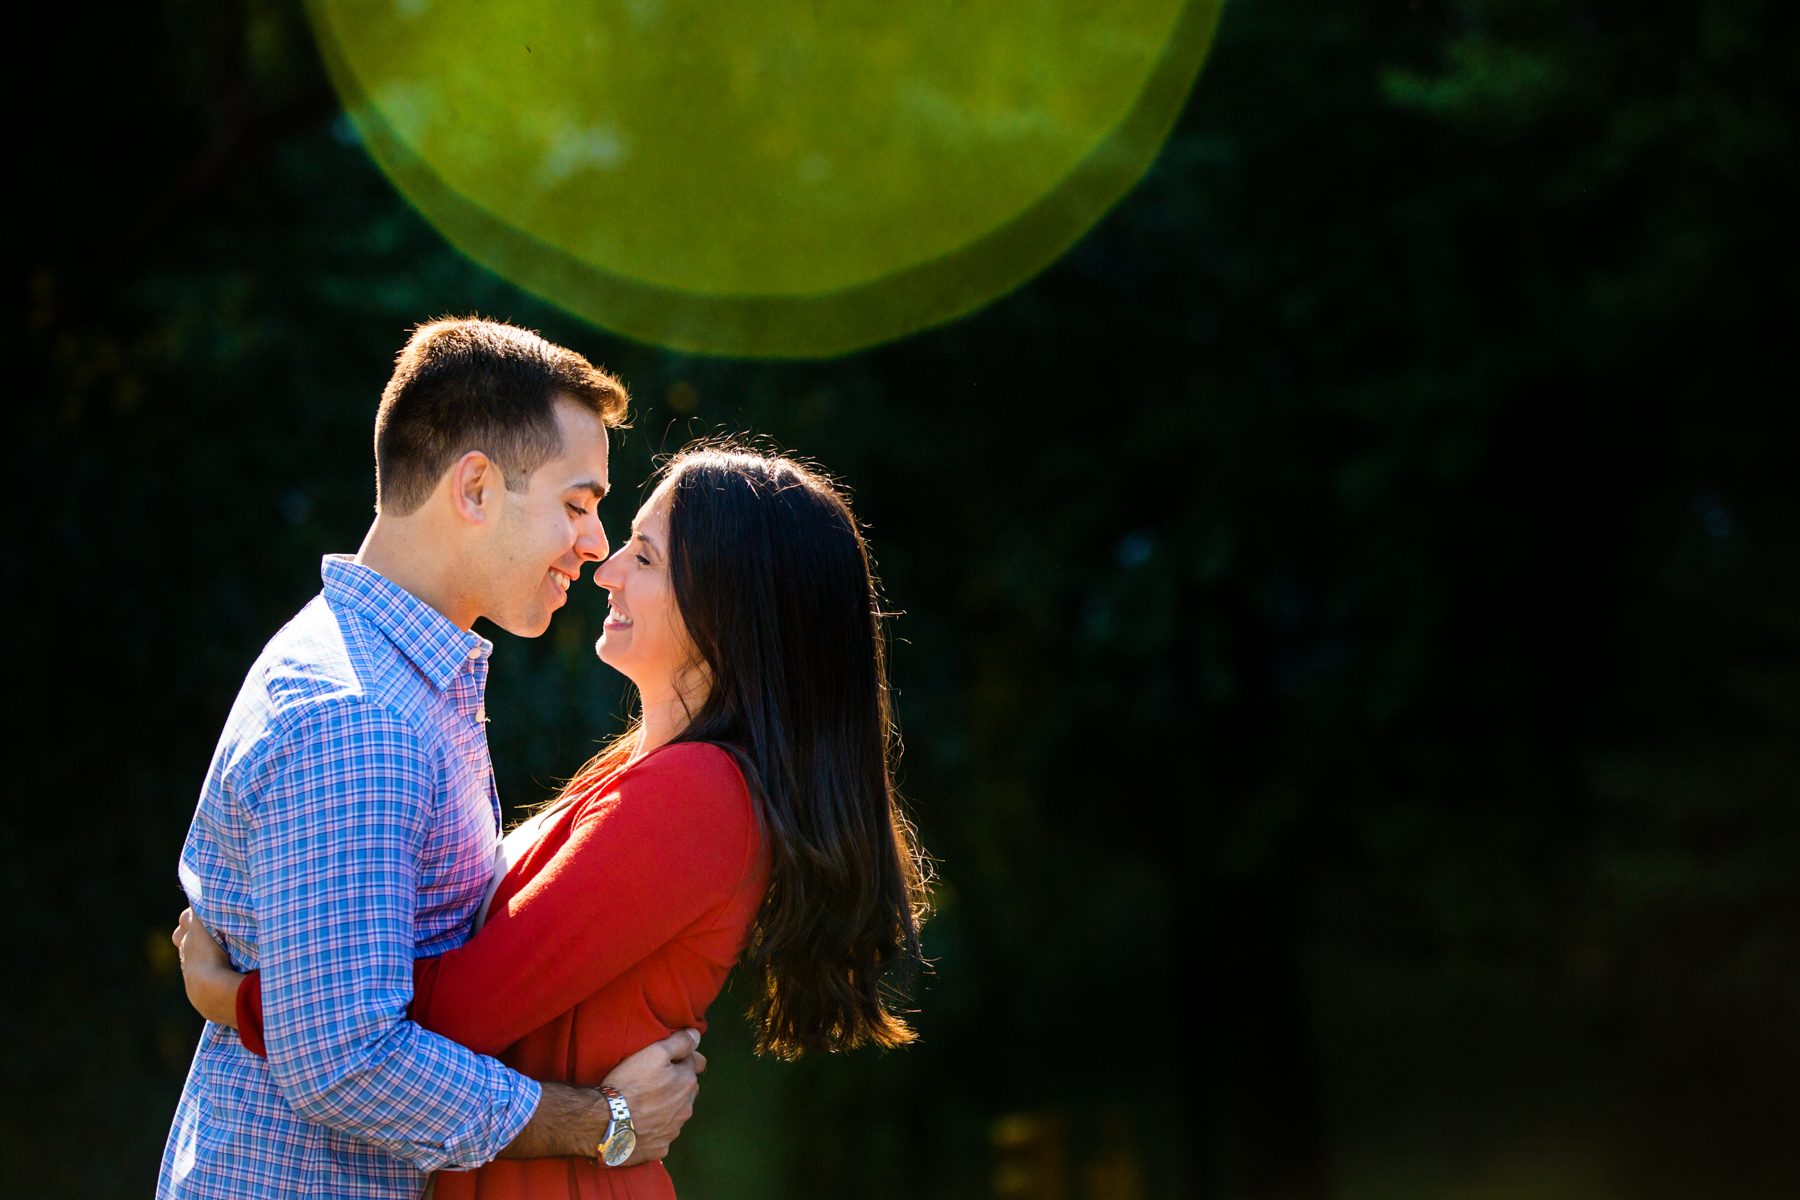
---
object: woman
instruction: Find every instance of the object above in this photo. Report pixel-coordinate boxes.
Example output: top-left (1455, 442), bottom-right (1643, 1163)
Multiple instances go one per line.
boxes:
top-left (175, 444), bottom-right (930, 1200)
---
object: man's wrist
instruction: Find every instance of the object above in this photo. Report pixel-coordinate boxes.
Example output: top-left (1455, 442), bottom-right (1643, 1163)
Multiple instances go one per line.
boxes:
top-left (496, 1081), bottom-right (611, 1160)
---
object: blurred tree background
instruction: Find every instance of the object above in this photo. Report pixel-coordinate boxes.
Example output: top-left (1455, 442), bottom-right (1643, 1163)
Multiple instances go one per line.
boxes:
top-left (9, 0), bottom-right (1800, 1197)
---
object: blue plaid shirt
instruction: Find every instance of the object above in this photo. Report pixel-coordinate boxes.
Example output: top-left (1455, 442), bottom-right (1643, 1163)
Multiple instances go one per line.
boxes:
top-left (159, 556), bottom-right (541, 1200)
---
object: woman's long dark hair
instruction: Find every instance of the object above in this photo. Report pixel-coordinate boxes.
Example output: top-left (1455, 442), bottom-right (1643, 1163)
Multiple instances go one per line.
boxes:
top-left (566, 443), bottom-right (928, 1057)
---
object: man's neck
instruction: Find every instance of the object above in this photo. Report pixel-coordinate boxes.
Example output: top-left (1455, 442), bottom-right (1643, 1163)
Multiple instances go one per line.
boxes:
top-left (356, 515), bottom-right (480, 631)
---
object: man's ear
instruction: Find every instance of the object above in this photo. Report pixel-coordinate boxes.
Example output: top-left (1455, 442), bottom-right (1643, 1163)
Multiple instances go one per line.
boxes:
top-left (448, 450), bottom-right (501, 524)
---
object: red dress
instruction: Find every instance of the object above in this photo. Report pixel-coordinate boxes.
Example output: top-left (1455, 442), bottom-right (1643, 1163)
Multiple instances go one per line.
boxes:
top-left (239, 741), bottom-right (768, 1200)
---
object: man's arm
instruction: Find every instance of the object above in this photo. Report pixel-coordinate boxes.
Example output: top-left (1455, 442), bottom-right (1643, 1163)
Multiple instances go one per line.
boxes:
top-left (497, 1032), bottom-right (704, 1165)
top-left (175, 908), bottom-right (704, 1165)
top-left (241, 701), bottom-right (539, 1172)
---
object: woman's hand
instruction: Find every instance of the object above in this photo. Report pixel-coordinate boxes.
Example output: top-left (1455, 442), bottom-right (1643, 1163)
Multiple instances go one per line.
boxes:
top-left (172, 907), bottom-right (246, 1028)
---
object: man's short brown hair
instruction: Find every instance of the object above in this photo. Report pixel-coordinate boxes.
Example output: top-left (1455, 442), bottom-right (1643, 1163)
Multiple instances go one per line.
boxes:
top-left (374, 318), bottom-right (629, 516)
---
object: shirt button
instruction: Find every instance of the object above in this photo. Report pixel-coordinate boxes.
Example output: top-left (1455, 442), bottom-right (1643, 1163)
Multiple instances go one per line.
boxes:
top-left (476, 705), bottom-right (487, 723)
top-left (467, 647), bottom-right (481, 660)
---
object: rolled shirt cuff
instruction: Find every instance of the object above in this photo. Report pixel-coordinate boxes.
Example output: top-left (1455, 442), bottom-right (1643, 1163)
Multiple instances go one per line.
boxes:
top-left (424, 1065), bottom-right (542, 1173)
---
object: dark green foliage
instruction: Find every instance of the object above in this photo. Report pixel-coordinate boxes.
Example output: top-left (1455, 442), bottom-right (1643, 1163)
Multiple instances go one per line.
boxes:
top-left (9, 0), bottom-right (1799, 1196)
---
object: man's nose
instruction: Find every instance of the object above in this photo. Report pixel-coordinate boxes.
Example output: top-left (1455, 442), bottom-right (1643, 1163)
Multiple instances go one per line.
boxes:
top-left (577, 520), bottom-right (609, 561)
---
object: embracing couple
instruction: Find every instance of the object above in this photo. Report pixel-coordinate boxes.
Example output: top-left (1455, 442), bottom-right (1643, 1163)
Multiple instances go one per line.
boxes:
top-left (160, 317), bottom-right (929, 1200)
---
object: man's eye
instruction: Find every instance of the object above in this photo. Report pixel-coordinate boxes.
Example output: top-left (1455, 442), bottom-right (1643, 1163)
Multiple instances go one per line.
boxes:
top-left (568, 504), bottom-right (587, 517)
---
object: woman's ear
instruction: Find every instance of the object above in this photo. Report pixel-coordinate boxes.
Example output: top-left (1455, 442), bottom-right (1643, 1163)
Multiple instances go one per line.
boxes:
top-left (448, 450), bottom-right (500, 524)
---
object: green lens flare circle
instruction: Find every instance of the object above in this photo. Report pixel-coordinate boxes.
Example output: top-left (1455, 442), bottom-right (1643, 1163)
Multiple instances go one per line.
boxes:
top-left (307, 0), bottom-right (1223, 358)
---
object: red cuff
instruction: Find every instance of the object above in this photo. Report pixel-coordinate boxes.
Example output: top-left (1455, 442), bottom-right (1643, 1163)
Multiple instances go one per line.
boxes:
top-left (235, 970), bottom-right (267, 1058)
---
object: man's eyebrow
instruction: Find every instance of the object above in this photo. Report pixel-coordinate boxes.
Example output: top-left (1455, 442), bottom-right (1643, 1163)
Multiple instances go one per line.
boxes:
top-left (568, 479), bottom-right (609, 501)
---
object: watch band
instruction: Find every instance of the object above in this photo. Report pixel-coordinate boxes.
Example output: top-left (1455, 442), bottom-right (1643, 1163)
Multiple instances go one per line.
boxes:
top-left (597, 1085), bottom-right (637, 1167)
top-left (601, 1086), bottom-right (632, 1125)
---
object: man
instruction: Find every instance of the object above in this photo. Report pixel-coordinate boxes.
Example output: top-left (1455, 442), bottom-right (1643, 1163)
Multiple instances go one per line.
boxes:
top-left (161, 318), bottom-right (696, 1198)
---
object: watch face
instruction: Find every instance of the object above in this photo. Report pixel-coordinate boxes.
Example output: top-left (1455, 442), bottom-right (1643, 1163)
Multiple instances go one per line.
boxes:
top-left (602, 1127), bottom-right (637, 1167)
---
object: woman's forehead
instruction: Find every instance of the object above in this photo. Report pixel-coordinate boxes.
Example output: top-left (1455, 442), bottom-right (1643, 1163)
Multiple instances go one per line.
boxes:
top-left (633, 481), bottom-right (675, 530)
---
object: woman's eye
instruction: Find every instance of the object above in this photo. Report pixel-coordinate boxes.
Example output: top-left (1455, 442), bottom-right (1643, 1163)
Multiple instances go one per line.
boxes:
top-left (635, 554), bottom-right (651, 566)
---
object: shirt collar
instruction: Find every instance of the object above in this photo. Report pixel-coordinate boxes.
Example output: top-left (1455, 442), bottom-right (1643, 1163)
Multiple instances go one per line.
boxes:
top-left (319, 555), bottom-right (492, 691)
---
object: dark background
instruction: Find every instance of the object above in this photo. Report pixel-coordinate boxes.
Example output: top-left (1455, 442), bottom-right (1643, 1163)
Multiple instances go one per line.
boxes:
top-left (10, 0), bottom-right (1800, 1196)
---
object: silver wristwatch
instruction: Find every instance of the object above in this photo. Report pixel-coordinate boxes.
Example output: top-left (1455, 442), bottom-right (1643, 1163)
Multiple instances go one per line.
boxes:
top-left (597, 1085), bottom-right (637, 1167)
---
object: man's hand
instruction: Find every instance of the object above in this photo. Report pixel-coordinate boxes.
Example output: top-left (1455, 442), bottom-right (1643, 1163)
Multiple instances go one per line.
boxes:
top-left (498, 1029), bottom-right (704, 1163)
top-left (604, 1030), bottom-right (705, 1166)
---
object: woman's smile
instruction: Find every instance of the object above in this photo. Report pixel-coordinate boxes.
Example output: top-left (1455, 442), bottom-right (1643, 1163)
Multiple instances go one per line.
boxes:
top-left (593, 483), bottom-right (688, 696)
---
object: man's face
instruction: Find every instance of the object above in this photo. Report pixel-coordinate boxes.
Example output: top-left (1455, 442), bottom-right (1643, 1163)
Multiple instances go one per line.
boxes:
top-left (478, 397), bottom-right (611, 637)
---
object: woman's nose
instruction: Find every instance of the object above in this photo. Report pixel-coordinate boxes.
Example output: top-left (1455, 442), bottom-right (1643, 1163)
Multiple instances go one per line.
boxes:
top-left (593, 549), bottom-right (624, 588)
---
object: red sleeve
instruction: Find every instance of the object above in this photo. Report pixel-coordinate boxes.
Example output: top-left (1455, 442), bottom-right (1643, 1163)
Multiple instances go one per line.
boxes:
top-left (234, 963), bottom-right (430, 1060)
top-left (236, 971), bottom-right (268, 1058)
top-left (235, 961), bottom-right (444, 1060)
top-left (230, 742), bottom-right (756, 1062)
top-left (411, 743), bottom-right (758, 1056)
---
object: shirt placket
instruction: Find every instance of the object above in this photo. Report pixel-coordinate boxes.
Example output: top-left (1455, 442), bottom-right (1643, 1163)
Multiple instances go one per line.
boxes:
top-left (459, 645), bottom-right (502, 835)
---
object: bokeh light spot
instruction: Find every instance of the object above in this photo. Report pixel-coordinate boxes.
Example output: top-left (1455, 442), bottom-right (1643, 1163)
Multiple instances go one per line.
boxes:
top-left (308, 0), bottom-right (1223, 356)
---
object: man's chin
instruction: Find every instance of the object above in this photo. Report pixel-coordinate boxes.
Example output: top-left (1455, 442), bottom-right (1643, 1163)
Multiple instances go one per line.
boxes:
top-left (491, 607), bottom-right (555, 639)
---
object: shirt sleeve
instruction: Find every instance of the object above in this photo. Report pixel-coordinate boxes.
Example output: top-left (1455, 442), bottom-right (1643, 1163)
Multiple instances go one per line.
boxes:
top-left (409, 742), bottom-right (760, 1056)
top-left (242, 699), bottom-right (541, 1172)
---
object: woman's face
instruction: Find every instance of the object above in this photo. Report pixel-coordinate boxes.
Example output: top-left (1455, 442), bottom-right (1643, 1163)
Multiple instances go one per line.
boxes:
top-left (593, 481), bottom-right (697, 696)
